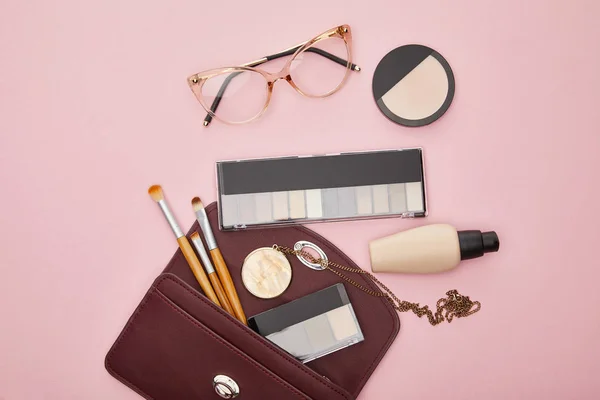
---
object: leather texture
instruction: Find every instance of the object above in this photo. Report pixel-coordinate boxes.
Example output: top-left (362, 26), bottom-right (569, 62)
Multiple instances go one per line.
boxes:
top-left (105, 202), bottom-right (400, 399)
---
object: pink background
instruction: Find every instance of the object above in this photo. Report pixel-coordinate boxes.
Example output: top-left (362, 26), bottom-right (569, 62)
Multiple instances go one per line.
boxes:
top-left (1, 0), bottom-right (600, 399)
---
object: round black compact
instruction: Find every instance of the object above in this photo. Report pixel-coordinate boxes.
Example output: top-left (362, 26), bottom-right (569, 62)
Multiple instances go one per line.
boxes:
top-left (372, 44), bottom-right (455, 127)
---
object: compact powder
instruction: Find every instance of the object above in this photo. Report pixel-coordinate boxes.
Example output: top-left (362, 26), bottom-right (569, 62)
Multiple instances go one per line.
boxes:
top-left (373, 44), bottom-right (455, 127)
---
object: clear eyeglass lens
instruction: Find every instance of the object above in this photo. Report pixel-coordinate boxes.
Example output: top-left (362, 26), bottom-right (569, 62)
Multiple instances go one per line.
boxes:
top-left (200, 69), bottom-right (268, 123)
top-left (289, 36), bottom-right (350, 97)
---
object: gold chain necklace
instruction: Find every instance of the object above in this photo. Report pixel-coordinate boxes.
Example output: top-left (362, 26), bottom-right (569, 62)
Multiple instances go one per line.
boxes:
top-left (273, 244), bottom-right (481, 326)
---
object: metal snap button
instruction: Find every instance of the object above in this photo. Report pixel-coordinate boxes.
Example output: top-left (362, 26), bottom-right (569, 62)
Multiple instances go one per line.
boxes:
top-left (213, 375), bottom-right (240, 399)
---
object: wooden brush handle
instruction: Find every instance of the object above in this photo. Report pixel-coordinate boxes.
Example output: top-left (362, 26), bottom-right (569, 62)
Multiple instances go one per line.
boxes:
top-left (211, 248), bottom-right (247, 325)
top-left (209, 272), bottom-right (234, 316)
top-left (177, 236), bottom-right (221, 307)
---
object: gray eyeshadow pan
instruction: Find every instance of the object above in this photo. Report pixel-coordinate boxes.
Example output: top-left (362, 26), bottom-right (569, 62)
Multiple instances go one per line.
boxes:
top-left (304, 315), bottom-right (336, 350)
top-left (237, 194), bottom-right (256, 224)
top-left (220, 195), bottom-right (239, 228)
top-left (388, 183), bottom-right (407, 213)
top-left (337, 187), bottom-right (357, 217)
top-left (355, 186), bottom-right (373, 215)
top-left (272, 192), bottom-right (289, 221)
top-left (372, 185), bottom-right (390, 214)
top-left (217, 149), bottom-right (426, 229)
top-left (254, 193), bottom-right (272, 223)
top-left (321, 188), bottom-right (339, 217)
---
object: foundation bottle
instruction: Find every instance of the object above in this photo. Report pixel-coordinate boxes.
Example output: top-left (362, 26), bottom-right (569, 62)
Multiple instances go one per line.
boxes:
top-left (369, 224), bottom-right (499, 273)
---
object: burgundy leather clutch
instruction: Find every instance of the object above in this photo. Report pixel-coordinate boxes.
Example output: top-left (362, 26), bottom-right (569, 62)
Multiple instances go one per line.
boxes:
top-left (105, 202), bottom-right (400, 399)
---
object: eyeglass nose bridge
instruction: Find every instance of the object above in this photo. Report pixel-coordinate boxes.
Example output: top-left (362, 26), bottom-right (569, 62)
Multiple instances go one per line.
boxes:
top-left (265, 69), bottom-right (292, 85)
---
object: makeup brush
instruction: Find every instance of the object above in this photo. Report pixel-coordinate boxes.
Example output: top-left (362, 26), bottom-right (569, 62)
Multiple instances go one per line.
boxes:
top-left (192, 197), bottom-right (247, 325)
top-left (190, 232), bottom-right (234, 316)
top-left (148, 185), bottom-right (221, 307)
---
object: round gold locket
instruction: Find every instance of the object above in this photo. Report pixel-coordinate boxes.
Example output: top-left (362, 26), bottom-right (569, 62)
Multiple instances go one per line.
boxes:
top-left (241, 247), bottom-right (293, 299)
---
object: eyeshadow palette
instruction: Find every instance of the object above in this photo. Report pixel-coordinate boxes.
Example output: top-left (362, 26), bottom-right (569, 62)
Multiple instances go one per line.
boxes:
top-left (247, 283), bottom-right (364, 363)
top-left (216, 148), bottom-right (427, 230)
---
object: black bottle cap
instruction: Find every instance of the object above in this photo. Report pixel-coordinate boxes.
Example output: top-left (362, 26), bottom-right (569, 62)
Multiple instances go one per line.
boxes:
top-left (458, 230), bottom-right (500, 261)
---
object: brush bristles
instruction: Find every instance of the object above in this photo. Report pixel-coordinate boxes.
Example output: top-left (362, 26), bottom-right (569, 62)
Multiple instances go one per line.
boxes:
top-left (148, 185), bottom-right (164, 202)
top-left (191, 196), bottom-right (205, 212)
top-left (190, 231), bottom-right (200, 241)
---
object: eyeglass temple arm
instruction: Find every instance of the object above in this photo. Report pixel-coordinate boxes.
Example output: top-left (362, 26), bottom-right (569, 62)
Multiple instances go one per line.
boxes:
top-left (262, 46), bottom-right (360, 71)
top-left (203, 46), bottom-right (360, 126)
top-left (203, 71), bottom-right (243, 126)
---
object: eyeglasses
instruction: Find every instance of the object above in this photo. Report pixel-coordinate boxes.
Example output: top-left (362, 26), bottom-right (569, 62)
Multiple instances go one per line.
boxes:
top-left (187, 24), bottom-right (360, 126)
